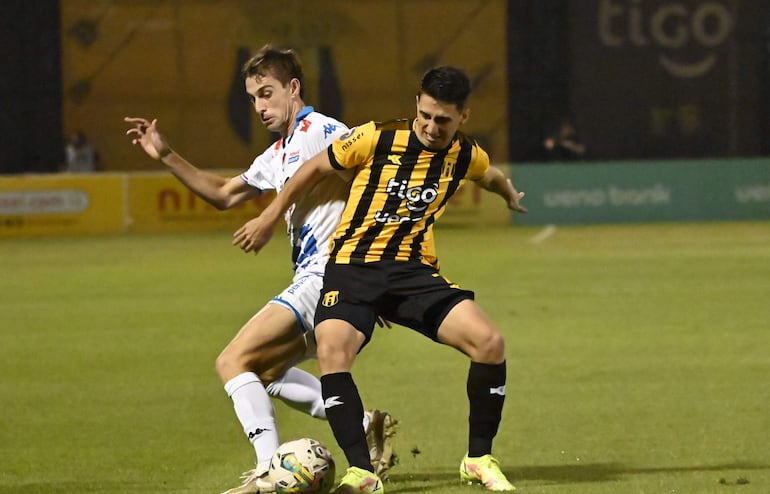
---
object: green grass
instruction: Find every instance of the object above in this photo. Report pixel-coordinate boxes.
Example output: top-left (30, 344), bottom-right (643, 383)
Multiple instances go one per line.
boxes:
top-left (1, 222), bottom-right (769, 493)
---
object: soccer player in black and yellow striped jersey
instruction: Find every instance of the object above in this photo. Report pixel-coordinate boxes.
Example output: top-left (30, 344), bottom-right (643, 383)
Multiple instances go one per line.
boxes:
top-left (234, 66), bottom-right (526, 492)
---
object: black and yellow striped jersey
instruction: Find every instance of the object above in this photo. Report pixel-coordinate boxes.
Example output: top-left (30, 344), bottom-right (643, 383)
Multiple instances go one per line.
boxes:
top-left (326, 119), bottom-right (489, 265)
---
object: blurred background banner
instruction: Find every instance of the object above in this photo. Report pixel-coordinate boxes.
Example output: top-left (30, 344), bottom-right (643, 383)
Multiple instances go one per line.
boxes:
top-left (126, 173), bottom-right (274, 234)
top-left (52, 0), bottom-right (509, 173)
top-left (3, 0), bottom-right (769, 170)
top-left (506, 0), bottom-right (770, 161)
top-left (0, 171), bottom-right (505, 238)
top-left (0, 174), bottom-right (125, 237)
top-left (0, 172), bottom-right (275, 238)
top-left (513, 159), bottom-right (770, 224)
top-left (567, 0), bottom-right (766, 160)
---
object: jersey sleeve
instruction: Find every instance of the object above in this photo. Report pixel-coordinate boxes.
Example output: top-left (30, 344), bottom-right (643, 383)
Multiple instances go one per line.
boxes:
top-left (328, 121), bottom-right (377, 170)
top-left (466, 141), bottom-right (491, 181)
top-left (301, 115), bottom-right (348, 160)
top-left (240, 146), bottom-right (277, 190)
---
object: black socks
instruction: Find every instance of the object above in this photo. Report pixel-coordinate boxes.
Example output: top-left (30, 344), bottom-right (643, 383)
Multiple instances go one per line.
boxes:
top-left (467, 361), bottom-right (507, 457)
top-left (321, 372), bottom-right (373, 471)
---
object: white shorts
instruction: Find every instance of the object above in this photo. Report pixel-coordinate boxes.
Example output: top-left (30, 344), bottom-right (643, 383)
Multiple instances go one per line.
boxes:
top-left (268, 270), bottom-right (322, 358)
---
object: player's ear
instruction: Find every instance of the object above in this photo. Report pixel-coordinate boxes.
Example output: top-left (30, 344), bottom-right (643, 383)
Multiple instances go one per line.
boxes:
top-left (460, 107), bottom-right (470, 125)
top-left (290, 78), bottom-right (301, 97)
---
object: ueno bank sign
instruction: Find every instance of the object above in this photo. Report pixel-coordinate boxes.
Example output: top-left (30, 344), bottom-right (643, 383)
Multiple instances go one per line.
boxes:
top-left (598, 0), bottom-right (735, 78)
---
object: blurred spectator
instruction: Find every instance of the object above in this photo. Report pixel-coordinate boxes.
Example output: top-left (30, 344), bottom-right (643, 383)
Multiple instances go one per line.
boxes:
top-left (64, 131), bottom-right (100, 172)
top-left (541, 115), bottom-right (587, 161)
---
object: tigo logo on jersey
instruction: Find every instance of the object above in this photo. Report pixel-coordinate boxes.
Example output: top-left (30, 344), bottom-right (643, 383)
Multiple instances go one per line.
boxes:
top-left (384, 178), bottom-right (439, 213)
top-left (374, 178), bottom-right (439, 223)
top-left (322, 290), bottom-right (339, 307)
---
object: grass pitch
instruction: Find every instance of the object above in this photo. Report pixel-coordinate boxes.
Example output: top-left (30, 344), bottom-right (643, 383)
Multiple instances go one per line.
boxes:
top-left (1, 221), bottom-right (768, 493)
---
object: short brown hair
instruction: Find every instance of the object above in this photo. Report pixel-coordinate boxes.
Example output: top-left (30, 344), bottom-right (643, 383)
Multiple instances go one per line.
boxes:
top-left (241, 44), bottom-right (305, 98)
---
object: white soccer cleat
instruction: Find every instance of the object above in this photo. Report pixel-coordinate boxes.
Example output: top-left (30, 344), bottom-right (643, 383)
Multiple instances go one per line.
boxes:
top-left (220, 468), bottom-right (276, 494)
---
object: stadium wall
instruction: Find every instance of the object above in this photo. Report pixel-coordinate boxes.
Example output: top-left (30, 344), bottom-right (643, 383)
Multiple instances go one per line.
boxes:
top-left (1, 161), bottom-right (767, 238)
top-left (0, 167), bottom-right (508, 238)
top-left (513, 159), bottom-right (770, 225)
top-left (0, 172), bottom-right (274, 238)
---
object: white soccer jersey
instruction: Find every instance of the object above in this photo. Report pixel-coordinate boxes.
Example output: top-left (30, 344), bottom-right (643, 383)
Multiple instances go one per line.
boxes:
top-left (240, 107), bottom-right (349, 275)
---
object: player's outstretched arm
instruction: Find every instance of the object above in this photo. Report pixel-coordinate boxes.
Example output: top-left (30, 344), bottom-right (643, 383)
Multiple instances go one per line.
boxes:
top-left (124, 116), bottom-right (257, 210)
top-left (475, 166), bottom-right (527, 213)
top-left (233, 150), bottom-right (337, 254)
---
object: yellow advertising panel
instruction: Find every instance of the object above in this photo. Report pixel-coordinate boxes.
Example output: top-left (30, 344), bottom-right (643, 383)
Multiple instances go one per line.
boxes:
top-left (0, 168), bottom-right (503, 239)
top-left (127, 172), bottom-right (274, 234)
top-left (0, 174), bottom-right (126, 238)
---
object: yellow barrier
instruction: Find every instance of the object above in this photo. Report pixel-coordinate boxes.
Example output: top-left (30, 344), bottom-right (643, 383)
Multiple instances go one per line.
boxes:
top-left (0, 167), bottom-right (508, 239)
top-left (126, 173), bottom-right (274, 234)
top-left (0, 174), bottom-right (126, 237)
top-left (0, 172), bottom-right (274, 238)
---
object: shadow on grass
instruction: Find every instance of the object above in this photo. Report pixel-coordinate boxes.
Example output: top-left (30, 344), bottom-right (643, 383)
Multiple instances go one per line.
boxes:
top-left (0, 481), bottom-right (173, 494)
top-left (2, 462), bottom-right (767, 493)
top-left (386, 461), bottom-right (770, 492)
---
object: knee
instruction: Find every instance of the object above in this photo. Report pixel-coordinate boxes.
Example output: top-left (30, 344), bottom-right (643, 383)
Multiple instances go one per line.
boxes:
top-left (215, 344), bottom-right (264, 382)
top-left (315, 338), bottom-right (357, 374)
top-left (215, 348), bottom-right (236, 382)
top-left (473, 329), bottom-right (506, 364)
top-left (315, 340), bottom-right (343, 365)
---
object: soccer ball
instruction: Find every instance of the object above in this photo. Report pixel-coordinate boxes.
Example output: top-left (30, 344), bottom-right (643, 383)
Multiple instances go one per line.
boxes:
top-left (268, 437), bottom-right (336, 494)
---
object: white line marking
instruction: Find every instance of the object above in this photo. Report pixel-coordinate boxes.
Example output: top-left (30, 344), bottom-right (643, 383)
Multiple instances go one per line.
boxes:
top-left (530, 224), bottom-right (557, 244)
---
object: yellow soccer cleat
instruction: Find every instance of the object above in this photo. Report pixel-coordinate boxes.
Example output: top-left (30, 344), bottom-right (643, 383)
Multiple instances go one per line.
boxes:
top-left (460, 454), bottom-right (516, 491)
top-left (334, 466), bottom-right (384, 493)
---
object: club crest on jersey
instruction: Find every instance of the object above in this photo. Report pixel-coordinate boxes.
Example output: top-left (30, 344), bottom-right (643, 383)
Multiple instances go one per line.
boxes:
top-left (322, 290), bottom-right (339, 307)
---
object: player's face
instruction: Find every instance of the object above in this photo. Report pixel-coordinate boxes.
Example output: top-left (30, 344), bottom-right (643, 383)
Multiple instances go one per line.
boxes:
top-left (245, 72), bottom-right (298, 136)
top-left (414, 94), bottom-right (469, 150)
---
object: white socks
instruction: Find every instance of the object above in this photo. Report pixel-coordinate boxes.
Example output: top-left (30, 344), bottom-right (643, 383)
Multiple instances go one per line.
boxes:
top-left (224, 372), bottom-right (279, 474)
top-left (226, 367), bottom-right (370, 473)
top-left (266, 367), bottom-right (327, 419)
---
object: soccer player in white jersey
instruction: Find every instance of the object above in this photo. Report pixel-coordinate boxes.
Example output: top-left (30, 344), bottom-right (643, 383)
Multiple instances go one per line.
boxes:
top-left (125, 45), bottom-right (396, 494)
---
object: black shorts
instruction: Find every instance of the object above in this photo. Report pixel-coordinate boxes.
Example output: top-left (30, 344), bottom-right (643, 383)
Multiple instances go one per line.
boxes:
top-left (315, 260), bottom-right (475, 345)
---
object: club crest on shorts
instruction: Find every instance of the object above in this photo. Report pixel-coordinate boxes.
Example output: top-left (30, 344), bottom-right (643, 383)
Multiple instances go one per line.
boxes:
top-left (322, 290), bottom-right (339, 307)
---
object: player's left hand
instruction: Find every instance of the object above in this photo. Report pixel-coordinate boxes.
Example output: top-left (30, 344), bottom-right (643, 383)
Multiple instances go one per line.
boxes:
top-left (233, 216), bottom-right (274, 254)
top-left (507, 179), bottom-right (527, 213)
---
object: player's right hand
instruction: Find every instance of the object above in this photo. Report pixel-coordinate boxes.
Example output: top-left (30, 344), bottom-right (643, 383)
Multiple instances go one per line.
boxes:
top-left (124, 117), bottom-right (172, 161)
top-left (233, 215), bottom-right (275, 254)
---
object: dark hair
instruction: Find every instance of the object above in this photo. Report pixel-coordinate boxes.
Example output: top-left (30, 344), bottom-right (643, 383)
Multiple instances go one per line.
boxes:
top-left (419, 66), bottom-right (471, 109)
top-left (241, 44), bottom-right (305, 98)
